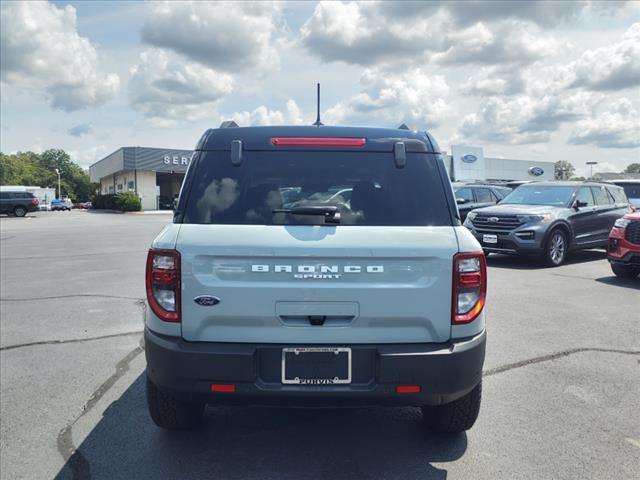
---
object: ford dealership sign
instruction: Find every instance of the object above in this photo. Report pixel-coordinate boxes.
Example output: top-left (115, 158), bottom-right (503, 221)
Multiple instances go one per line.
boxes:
top-left (528, 166), bottom-right (545, 177)
top-left (461, 154), bottom-right (478, 163)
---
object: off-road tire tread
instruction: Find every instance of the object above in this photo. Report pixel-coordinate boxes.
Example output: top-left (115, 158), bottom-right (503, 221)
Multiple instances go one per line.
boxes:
top-left (146, 377), bottom-right (203, 429)
top-left (422, 381), bottom-right (482, 433)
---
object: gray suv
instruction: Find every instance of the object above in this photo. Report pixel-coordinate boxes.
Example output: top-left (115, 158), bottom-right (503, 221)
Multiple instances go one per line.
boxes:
top-left (464, 181), bottom-right (631, 266)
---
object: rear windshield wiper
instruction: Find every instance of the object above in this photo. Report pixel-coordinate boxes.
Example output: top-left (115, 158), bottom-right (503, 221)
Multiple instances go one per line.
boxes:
top-left (273, 206), bottom-right (341, 224)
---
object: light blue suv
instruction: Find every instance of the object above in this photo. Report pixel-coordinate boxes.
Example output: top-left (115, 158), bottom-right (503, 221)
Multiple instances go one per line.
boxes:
top-left (144, 124), bottom-right (487, 433)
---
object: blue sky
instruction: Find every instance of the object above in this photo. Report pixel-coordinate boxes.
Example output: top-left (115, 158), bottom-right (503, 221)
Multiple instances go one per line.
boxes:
top-left (1, 1), bottom-right (639, 176)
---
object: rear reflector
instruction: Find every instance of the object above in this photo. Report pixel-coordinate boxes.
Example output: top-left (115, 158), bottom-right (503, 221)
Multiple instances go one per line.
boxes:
top-left (211, 384), bottom-right (236, 393)
top-left (396, 385), bottom-right (421, 394)
top-left (271, 137), bottom-right (366, 147)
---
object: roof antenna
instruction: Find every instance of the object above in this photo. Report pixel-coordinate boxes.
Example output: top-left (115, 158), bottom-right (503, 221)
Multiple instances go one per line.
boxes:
top-left (313, 83), bottom-right (323, 126)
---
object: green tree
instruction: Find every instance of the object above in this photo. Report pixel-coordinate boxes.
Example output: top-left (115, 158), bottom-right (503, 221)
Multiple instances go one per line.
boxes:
top-left (554, 160), bottom-right (575, 180)
top-left (624, 163), bottom-right (640, 174)
top-left (0, 149), bottom-right (95, 201)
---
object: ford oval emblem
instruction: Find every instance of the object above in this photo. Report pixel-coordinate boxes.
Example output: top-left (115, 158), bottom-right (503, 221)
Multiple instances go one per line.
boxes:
top-left (462, 154), bottom-right (478, 163)
top-left (529, 166), bottom-right (544, 176)
top-left (193, 295), bottom-right (221, 306)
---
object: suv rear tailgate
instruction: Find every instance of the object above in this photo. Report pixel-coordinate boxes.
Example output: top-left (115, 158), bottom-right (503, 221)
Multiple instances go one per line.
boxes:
top-left (178, 225), bottom-right (457, 344)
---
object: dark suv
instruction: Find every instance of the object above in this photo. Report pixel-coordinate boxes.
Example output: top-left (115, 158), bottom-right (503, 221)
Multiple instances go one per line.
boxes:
top-left (463, 182), bottom-right (631, 266)
top-left (453, 183), bottom-right (511, 221)
top-left (0, 191), bottom-right (39, 217)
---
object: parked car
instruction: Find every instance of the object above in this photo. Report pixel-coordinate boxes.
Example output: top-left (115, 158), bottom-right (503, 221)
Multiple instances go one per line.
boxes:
top-left (144, 124), bottom-right (486, 433)
top-left (452, 183), bottom-right (511, 222)
top-left (607, 211), bottom-right (640, 278)
top-left (50, 199), bottom-right (71, 211)
top-left (78, 201), bottom-right (92, 209)
top-left (158, 195), bottom-right (174, 210)
top-left (464, 181), bottom-right (631, 266)
top-left (607, 180), bottom-right (640, 209)
top-left (0, 191), bottom-right (39, 217)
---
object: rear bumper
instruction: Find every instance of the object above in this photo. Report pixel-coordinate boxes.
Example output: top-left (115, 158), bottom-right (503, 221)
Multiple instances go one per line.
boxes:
top-left (144, 327), bottom-right (486, 407)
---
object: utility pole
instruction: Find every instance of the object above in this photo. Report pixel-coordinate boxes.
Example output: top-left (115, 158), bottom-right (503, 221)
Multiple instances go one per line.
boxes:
top-left (586, 161), bottom-right (598, 179)
top-left (54, 168), bottom-right (62, 199)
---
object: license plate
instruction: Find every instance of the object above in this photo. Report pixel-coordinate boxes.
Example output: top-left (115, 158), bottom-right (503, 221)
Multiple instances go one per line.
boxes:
top-left (281, 347), bottom-right (352, 385)
top-left (483, 234), bottom-right (498, 244)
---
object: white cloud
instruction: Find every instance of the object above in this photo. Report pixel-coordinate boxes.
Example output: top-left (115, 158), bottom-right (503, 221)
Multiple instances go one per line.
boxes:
top-left (460, 67), bottom-right (526, 96)
top-left (459, 91), bottom-right (603, 144)
top-left (324, 68), bottom-right (450, 128)
top-left (0, 1), bottom-right (119, 111)
top-left (433, 21), bottom-right (559, 66)
top-left (141, 1), bottom-right (282, 72)
top-left (128, 49), bottom-right (233, 127)
top-left (68, 145), bottom-right (109, 168)
top-left (67, 123), bottom-right (93, 137)
top-left (230, 100), bottom-right (305, 126)
top-left (569, 98), bottom-right (640, 148)
top-left (300, 1), bottom-right (446, 65)
top-left (301, 1), bottom-right (565, 67)
top-left (566, 22), bottom-right (640, 91)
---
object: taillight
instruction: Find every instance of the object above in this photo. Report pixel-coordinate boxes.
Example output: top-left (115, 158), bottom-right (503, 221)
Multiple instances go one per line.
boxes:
top-left (146, 248), bottom-right (181, 322)
top-left (31, 197), bottom-right (38, 206)
top-left (452, 252), bottom-right (487, 324)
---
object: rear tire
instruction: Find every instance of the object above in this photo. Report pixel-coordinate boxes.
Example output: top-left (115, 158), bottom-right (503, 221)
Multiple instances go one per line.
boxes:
top-left (611, 263), bottom-right (640, 278)
top-left (146, 377), bottom-right (204, 430)
top-left (13, 206), bottom-right (27, 217)
top-left (422, 381), bottom-right (482, 433)
top-left (543, 229), bottom-right (568, 267)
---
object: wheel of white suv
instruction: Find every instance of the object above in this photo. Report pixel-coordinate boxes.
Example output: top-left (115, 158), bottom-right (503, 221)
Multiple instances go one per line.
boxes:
top-left (421, 381), bottom-right (482, 434)
top-left (611, 263), bottom-right (640, 279)
top-left (13, 206), bottom-right (27, 217)
top-left (146, 377), bottom-right (204, 429)
top-left (543, 229), bottom-right (568, 267)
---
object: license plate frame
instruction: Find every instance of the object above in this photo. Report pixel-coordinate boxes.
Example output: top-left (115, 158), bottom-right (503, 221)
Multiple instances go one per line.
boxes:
top-left (281, 347), bottom-right (352, 385)
top-left (483, 234), bottom-right (498, 244)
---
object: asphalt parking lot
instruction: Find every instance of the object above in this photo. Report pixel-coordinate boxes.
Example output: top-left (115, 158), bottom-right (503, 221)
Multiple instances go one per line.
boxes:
top-left (1, 210), bottom-right (638, 480)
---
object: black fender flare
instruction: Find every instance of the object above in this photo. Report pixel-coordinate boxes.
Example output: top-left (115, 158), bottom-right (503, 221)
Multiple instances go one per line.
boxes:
top-left (542, 221), bottom-right (574, 250)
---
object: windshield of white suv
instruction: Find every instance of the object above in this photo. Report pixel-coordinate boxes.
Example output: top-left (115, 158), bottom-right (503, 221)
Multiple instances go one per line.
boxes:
top-left (500, 185), bottom-right (576, 206)
top-left (182, 151), bottom-right (452, 226)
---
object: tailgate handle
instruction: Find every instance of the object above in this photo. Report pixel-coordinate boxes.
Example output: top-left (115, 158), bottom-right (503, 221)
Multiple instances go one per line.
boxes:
top-left (279, 315), bottom-right (356, 327)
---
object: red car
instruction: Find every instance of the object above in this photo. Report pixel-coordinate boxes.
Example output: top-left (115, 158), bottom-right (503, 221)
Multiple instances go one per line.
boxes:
top-left (607, 211), bottom-right (640, 278)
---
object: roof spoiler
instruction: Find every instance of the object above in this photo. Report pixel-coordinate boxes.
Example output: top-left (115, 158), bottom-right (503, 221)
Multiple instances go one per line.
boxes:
top-left (220, 120), bottom-right (239, 128)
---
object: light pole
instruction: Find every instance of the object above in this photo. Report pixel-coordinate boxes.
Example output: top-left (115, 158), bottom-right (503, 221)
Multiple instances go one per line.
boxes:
top-left (586, 161), bottom-right (598, 179)
top-left (55, 168), bottom-right (62, 199)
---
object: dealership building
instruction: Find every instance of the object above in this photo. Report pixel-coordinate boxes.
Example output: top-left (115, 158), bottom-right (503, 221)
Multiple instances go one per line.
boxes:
top-left (89, 144), bottom-right (554, 211)
top-left (89, 147), bottom-right (193, 210)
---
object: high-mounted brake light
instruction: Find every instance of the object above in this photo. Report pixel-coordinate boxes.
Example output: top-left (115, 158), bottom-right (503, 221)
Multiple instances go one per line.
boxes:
top-left (271, 137), bottom-right (366, 147)
top-left (452, 252), bottom-right (487, 324)
top-left (146, 248), bottom-right (181, 322)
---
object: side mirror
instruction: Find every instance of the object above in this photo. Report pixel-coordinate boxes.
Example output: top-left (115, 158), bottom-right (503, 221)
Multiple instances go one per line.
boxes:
top-left (456, 198), bottom-right (467, 205)
top-left (572, 199), bottom-right (587, 209)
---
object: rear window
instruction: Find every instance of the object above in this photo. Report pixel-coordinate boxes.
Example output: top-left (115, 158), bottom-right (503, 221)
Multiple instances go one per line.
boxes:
top-left (607, 186), bottom-right (628, 204)
top-left (182, 151), bottom-right (452, 226)
top-left (616, 182), bottom-right (640, 199)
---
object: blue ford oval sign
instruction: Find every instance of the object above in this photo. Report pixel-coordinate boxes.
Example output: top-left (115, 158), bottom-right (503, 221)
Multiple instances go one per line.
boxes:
top-left (529, 166), bottom-right (544, 177)
top-left (462, 154), bottom-right (478, 163)
top-left (193, 295), bottom-right (221, 306)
